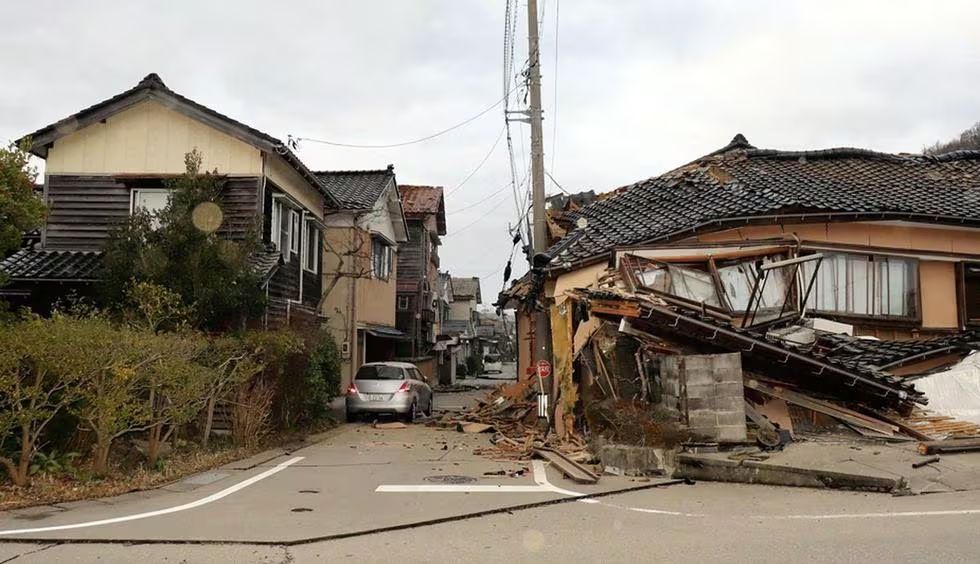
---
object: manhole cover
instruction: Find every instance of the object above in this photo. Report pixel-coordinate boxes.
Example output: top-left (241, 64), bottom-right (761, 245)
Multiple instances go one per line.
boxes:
top-left (423, 475), bottom-right (476, 484)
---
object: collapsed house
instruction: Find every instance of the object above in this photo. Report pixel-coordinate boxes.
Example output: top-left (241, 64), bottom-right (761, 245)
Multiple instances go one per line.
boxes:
top-left (498, 135), bottom-right (980, 455)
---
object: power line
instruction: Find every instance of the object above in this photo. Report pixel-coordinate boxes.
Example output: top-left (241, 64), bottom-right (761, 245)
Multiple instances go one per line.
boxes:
top-left (294, 87), bottom-right (515, 149)
top-left (447, 182), bottom-right (509, 215)
top-left (545, 169), bottom-right (571, 195)
top-left (448, 195), bottom-right (511, 236)
top-left (550, 0), bottom-right (560, 173)
top-left (446, 124), bottom-right (506, 197)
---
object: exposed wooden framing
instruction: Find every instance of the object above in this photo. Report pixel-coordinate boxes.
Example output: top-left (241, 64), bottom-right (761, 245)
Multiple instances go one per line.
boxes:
top-left (745, 380), bottom-right (898, 436)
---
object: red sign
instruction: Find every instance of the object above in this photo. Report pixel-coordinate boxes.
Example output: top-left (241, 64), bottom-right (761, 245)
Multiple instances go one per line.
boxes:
top-left (535, 360), bottom-right (552, 379)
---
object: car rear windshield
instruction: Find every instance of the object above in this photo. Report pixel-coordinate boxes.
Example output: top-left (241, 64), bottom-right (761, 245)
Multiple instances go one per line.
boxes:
top-left (355, 365), bottom-right (406, 380)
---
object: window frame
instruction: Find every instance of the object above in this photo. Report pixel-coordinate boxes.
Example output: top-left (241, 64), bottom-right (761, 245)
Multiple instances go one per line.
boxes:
top-left (130, 188), bottom-right (172, 229)
top-left (302, 220), bottom-right (319, 274)
top-left (801, 252), bottom-right (920, 322)
top-left (289, 210), bottom-right (301, 255)
top-left (372, 237), bottom-right (392, 280)
top-left (397, 295), bottom-right (410, 311)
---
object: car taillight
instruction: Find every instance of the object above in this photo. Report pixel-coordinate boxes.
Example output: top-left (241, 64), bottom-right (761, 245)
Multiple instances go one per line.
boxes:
top-left (396, 381), bottom-right (410, 394)
top-left (347, 383), bottom-right (359, 395)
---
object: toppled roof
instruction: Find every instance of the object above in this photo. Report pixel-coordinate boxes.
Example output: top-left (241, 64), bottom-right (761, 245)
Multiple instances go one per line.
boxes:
top-left (578, 287), bottom-right (927, 410)
top-left (314, 166), bottom-right (395, 210)
top-left (451, 276), bottom-right (482, 302)
top-left (399, 185), bottom-right (447, 235)
top-left (21, 73), bottom-right (339, 208)
top-left (551, 134), bottom-right (980, 268)
top-left (0, 249), bottom-right (102, 281)
top-left (816, 332), bottom-right (979, 372)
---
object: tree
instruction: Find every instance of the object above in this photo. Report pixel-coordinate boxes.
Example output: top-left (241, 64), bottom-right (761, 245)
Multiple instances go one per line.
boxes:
top-left (0, 141), bottom-right (46, 278)
top-left (0, 318), bottom-right (81, 486)
top-left (925, 121), bottom-right (980, 155)
top-left (101, 150), bottom-right (265, 329)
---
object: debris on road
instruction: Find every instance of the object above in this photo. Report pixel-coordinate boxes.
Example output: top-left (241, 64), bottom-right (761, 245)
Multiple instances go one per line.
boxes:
top-left (912, 456), bottom-right (941, 469)
top-left (373, 422), bottom-right (408, 430)
top-left (918, 438), bottom-right (980, 455)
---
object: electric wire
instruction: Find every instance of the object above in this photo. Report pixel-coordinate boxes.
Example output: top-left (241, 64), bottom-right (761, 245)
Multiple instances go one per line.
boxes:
top-left (294, 86), bottom-right (516, 149)
top-left (446, 124), bottom-right (507, 197)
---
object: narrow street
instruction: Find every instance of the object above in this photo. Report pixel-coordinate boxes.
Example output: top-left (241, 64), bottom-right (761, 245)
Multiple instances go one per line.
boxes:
top-left (0, 364), bottom-right (978, 562)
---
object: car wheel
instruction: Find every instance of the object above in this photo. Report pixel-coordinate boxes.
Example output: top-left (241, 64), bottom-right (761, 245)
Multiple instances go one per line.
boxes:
top-left (345, 408), bottom-right (356, 423)
top-left (424, 396), bottom-right (434, 417)
top-left (405, 400), bottom-right (418, 423)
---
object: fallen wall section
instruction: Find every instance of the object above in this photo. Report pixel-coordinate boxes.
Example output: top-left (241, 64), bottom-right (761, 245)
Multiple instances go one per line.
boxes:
top-left (662, 352), bottom-right (747, 442)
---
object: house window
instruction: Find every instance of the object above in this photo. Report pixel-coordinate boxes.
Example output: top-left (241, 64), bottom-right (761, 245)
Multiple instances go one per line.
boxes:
top-left (964, 263), bottom-right (980, 326)
top-left (131, 188), bottom-right (171, 229)
top-left (372, 238), bottom-right (392, 279)
top-left (270, 199), bottom-right (297, 262)
top-left (398, 295), bottom-right (410, 310)
top-left (801, 253), bottom-right (918, 318)
top-left (290, 211), bottom-right (301, 254)
top-left (303, 221), bottom-right (319, 273)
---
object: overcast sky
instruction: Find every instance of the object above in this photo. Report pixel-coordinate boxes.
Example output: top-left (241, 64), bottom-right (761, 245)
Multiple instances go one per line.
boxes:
top-left (2, 1), bottom-right (978, 299)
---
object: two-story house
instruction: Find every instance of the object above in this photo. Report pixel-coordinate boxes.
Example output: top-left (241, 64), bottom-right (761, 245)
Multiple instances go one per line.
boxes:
top-left (0, 74), bottom-right (335, 327)
top-left (446, 276), bottom-right (482, 361)
top-left (394, 185), bottom-right (446, 369)
top-left (317, 166), bottom-right (409, 389)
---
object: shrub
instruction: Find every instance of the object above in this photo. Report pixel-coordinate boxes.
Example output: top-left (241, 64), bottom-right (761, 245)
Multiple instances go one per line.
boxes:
top-left (303, 333), bottom-right (342, 422)
top-left (100, 150), bottom-right (265, 330)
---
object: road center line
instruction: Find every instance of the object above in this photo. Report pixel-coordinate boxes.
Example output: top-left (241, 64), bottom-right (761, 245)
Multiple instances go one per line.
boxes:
top-left (0, 456), bottom-right (304, 536)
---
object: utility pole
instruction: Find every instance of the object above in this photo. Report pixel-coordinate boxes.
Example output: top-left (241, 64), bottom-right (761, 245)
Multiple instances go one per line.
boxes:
top-left (526, 0), bottom-right (553, 413)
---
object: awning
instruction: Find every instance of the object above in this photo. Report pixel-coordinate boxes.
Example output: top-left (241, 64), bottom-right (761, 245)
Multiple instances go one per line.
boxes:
top-left (361, 324), bottom-right (409, 340)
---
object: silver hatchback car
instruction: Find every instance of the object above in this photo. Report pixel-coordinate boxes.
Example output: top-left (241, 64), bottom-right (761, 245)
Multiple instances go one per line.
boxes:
top-left (345, 362), bottom-right (434, 422)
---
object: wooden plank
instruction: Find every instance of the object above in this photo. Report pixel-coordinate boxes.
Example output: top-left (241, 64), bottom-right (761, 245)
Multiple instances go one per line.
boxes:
top-left (533, 447), bottom-right (599, 484)
top-left (750, 398), bottom-right (794, 437)
top-left (918, 438), bottom-right (980, 455)
top-left (745, 380), bottom-right (896, 436)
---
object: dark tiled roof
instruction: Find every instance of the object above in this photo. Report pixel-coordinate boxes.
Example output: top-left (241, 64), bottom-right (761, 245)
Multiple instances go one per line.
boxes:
top-left (817, 332), bottom-right (980, 371)
top-left (551, 135), bottom-right (980, 267)
top-left (399, 185), bottom-right (447, 235)
top-left (0, 249), bottom-right (102, 281)
top-left (21, 73), bottom-right (338, 208)
top-left (314, 167), bottom-right (394, 210)
top-left (247, 244), bottom-right (282, 283)
top-left (450, 276), bottom-right (482, 302)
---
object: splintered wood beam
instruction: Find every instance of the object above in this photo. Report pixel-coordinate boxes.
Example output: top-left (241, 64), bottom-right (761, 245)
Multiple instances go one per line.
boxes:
top-left (918, 438), bottom-right (980, 455)
top-left (589, 299), bottom-right (642, 318)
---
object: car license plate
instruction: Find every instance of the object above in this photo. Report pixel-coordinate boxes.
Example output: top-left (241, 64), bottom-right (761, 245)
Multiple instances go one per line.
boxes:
top-left (367, 394), bottom-right (386, 402)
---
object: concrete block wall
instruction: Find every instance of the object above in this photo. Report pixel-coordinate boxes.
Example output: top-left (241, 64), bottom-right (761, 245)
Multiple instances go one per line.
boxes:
top-left (661, 352), bottom-right (747, 442)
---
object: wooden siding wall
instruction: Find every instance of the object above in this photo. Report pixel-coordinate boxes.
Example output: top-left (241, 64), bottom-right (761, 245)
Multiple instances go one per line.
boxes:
top-left (217, 177), bottom-right (261, 239)
top-left (262, 183), bottom-right (321, 328)
top-left (45, 175), bottom-right (130, 250)
top-left (44, 175), bottom-right (261, 250)
top-left (397, 221), bottom-right (425, 283)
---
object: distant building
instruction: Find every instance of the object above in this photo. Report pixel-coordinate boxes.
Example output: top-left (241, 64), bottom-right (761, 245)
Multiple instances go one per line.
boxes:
top-left (394, 185), bottom-right (447, 378)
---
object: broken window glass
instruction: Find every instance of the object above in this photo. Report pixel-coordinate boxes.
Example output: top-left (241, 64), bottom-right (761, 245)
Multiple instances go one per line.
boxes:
top-left (718, 256), bottom-right (791, 313)
top-left (666, 264), bottom-right (721, 307)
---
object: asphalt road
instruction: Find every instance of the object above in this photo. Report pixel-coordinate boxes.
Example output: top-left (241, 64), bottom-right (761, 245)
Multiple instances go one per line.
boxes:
top-left (1, 363), bottom-right (978, 562)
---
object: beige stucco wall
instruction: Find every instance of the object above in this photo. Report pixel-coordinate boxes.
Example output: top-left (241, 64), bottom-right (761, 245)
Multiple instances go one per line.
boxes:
top-left (322, 226), bottom-right (356, 387)
top-left (692, 221), bottom-right (980, 255)
top-left (920, 261), bottom-right (959, 328)
top-left (266, 157), bottom-right (324, 220)
top-left (45, 100), bottom-right (262, 175)
top-left (357, 260), bottom-right (397, 327)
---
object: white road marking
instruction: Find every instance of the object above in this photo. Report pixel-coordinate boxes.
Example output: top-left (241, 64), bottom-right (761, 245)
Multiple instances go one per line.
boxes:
top-left (383, 462), bottom-right (980, 520)
top-left (375, 460), bottom-right (598, 501)
top-left (0, 456), bottom-right (304, 536)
